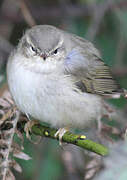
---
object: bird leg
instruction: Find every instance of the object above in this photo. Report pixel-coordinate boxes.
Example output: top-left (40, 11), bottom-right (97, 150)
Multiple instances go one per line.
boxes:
top-left (24, 119), bottom-right (39, 140)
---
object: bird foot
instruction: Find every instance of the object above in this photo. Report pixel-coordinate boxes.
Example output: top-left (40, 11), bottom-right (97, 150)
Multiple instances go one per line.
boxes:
top-left (24, 120), bottom-right (39, 140)
top-left (55, 127), bottom-right (69, 146)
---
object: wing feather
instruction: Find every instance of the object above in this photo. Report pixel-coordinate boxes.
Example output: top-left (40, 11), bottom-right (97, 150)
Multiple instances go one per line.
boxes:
top-left (81, 58), bottom-right (123, 96)
top-left (64, 40), bottom-right (123, 97)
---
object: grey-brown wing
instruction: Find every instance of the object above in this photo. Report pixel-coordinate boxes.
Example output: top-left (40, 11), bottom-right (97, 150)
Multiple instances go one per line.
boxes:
top-left (64, 49), bottom-right (123, 97)
top-left (80, 57), bottom-right (122, 96)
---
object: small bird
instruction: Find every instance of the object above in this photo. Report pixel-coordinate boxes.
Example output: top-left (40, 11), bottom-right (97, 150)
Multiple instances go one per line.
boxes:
top-left (7, 25), bottom-right (124, 138)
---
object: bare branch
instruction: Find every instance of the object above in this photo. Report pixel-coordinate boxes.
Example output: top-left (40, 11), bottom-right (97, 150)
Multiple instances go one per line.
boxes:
top-left (1, 1), bottom-right (126, 24)
top-left (19, 0), bottom-right (36, 27)
top-left (86, 0), bottom-right (114, 41)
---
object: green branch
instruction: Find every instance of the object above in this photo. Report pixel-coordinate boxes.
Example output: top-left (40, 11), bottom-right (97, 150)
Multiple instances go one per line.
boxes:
top-left (29, 123), bottom-right (109, 156)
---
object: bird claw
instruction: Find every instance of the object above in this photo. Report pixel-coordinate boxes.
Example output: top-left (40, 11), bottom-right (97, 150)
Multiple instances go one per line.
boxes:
top-left (55, 128), bottom-right (68, 146)
top-left (24, 120), bottom-right (39, 140)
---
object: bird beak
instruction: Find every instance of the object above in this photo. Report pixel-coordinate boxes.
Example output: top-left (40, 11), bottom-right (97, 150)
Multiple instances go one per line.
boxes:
top-left (40, 53), bottom-right (47, 61)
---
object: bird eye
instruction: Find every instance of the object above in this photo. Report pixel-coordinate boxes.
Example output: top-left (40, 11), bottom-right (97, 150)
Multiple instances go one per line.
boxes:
top-left (30, 45), bottom-right (37, 54)
top-left (31, 46), bottom-right (36, 52)
top-left (53, 49), bottom-right (58, 54)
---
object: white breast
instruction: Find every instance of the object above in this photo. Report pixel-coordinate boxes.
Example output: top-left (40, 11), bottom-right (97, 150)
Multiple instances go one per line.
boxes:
top-left (7, 53), bottom-right (103, 129)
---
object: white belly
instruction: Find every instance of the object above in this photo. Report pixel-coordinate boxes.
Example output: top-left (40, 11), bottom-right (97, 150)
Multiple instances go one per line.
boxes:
top-left (7, 57), bottom-right (103, 129)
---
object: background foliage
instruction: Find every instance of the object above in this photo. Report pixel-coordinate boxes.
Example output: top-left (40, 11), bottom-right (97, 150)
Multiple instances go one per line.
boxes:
top-left (0, 0), bottom-right (127, 179)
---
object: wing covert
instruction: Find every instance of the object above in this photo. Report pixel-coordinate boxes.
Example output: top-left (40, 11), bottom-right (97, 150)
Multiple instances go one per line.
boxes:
top-left (64, 47), bottom-right (123, 97)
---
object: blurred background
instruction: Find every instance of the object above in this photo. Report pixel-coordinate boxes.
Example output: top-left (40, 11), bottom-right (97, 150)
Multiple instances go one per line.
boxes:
top-left (0, 0), bottom-right (127, 179)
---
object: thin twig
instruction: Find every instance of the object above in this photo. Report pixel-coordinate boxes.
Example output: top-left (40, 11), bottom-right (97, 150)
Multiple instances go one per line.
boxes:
top-left (19, 0), bottom-right (36, 27)
top-left (18, 122), bottom-right (109, 156)
top-left (2, 110), bottom-right (20, 180)
top-left (113, 8), bottom-right (126, 67)
top-left (1, 1), bottom-right (125, 24)
top-left (86, 0), bottom-right (114, 41)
